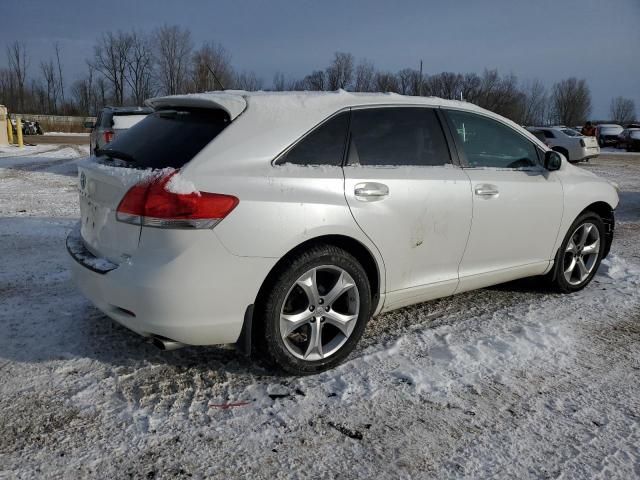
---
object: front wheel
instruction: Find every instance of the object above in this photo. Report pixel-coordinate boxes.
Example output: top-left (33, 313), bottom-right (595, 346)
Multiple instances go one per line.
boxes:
top-left (256, 245), bottom-right (371, 375)
top-left (548, 213), bottom-right (605, 293)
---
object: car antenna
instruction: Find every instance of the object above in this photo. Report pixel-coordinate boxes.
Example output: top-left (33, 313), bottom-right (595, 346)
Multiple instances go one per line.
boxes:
top-left (206, 64), bottom-right (225, 91)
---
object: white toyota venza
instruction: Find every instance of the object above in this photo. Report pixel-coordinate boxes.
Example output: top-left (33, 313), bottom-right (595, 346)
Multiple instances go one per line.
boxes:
top-left (68, 91), bottom-right (619, 374)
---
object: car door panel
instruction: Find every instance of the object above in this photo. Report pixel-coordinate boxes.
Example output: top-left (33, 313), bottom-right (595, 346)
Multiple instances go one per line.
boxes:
top-left (458, 167), bottom-right (563, 287)
top-left (442, 109), bottom-right (564, 292)
top-left (344, 166), bottom-right (472, 309)
top-left (342, 107), bottom-right (473, 307)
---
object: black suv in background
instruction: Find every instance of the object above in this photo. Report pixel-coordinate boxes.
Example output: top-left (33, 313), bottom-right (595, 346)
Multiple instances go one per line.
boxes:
top-left (86, 106), bottom-right (152, 154)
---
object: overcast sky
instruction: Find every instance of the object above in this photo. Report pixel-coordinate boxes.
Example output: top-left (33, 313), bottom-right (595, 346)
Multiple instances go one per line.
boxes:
top-left (1, 0), bottom-right (638, 118)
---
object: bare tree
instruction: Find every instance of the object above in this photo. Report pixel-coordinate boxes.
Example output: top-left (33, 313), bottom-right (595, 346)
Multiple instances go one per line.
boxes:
top-left (95, 76), bottom-right (108, 109)
top-left (272, 72), bottom-right (286, 91)
top-left (303, 70), bottom-right (326, 91)
top-left (155, 25), bottom-right (193, 95)
top-left (54, 42), bottom-right (66, 112)
top-left (354, 59), bottom-right (375, 92)
top-left (397, 68), bottom-right (422, 96)
top-left (191, 41), bottom-right (233, 91)
top-left (71, 65), bottom-right (96, 116)
top-left (426, 72), bottom-right (462, 99)
top-left (517, 79), bottom-right (547, 126)
top-left (92, 31), bottom-right (132, 105)
top-left (233, 71), bottom-right (263, 91)
top-left (459, 73), bottom-right (481, 102)
top-left (375, 71), bottom-right (399, 93)
top-left (476, 70), bottom-right (522, 119)
top-left (610, 96), bottom-right (636, 124)
top-left (550, 77), bottom-right (591, 126)
top-left (7, 41), bottom-right (28, 111)
top-left (40, 59), bottom-right (59, 113)
top-left (325, 52), bottom-right (354, 90)
top-left (125, 31), bottom-right (155, 104)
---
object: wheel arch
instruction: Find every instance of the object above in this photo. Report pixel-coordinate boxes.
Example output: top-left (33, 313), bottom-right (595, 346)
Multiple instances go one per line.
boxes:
top-left (581, 201), bottom-right (615, 258)
top-left (254, 234), bottom-right (382, 315)
top-left (237, 234), bottom-right (383, 356)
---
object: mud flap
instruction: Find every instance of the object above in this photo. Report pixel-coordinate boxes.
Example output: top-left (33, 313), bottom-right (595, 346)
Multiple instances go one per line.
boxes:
top-left (235, 304), bottom-right (254, 357)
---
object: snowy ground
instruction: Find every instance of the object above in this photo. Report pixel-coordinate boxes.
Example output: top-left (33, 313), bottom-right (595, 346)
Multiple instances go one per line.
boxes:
top-left (1, 148), bottom-right (639, 479)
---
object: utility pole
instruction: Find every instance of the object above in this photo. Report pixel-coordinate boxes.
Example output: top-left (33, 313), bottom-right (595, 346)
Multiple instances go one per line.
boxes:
top-left (419, 60), bottom-right (423, 97)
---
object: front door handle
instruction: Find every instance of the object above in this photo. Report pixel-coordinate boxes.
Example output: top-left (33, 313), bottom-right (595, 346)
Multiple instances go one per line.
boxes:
top-left (474, 184), bottom-right (499, 197)
top-left (354, 182), bottom-right (389, 201)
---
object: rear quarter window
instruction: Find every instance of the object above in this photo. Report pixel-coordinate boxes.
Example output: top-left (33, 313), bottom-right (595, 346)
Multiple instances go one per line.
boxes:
top-left (97, 108), bottom-right (230, 169)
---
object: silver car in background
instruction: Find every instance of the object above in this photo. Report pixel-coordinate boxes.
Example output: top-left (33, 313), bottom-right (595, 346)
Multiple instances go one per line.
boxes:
top-left (526, 126), bottom-right (599, 162)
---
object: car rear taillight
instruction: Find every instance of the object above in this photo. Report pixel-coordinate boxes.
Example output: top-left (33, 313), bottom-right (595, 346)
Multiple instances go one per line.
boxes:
top-left (116, 172), bottom-right (239, 229)
top-left (580, 139), bottom-right (586, 147)
top-left (103, 130), bottom-right (114, 143)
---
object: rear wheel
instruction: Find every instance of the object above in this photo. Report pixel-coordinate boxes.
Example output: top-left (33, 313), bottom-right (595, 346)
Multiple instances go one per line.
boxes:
top-left (548, 212), bottom-right (605, 293)
top-left (256, 245), bottom-right (371, 374)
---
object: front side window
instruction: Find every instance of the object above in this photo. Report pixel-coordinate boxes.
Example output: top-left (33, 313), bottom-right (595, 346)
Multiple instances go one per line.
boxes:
top-left (279, 112), bottom-right (349, 166)
top-left (447, 110), bottom-right (539, 168)
top-left (347, 107), bottom-right (451, 166)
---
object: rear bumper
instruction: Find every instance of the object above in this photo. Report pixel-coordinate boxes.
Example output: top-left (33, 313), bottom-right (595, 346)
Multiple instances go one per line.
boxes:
top-left (67, 223), bottom-right (276, 345)
top-left (574, 146), bottom-right (600, 161)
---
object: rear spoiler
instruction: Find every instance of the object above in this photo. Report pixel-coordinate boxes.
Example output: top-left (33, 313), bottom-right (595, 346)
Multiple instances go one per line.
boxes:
top-left (145, 93), bottom-right (247, 120)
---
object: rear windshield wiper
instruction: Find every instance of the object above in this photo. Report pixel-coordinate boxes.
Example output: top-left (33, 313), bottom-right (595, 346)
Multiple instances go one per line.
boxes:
top-left (96, 148), bottom-right (136, 164)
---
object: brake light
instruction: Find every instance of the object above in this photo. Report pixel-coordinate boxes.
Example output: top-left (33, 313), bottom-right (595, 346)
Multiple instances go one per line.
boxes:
top-left (103, 130), bottom-right (114, 143)
top-left (580, 139), bottom-right (586, 147)
top-left (116, 172), bottom-right (239, 229)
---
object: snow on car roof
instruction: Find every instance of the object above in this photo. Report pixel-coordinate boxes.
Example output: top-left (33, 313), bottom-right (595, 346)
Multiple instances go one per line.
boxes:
top-left (146, 89), bottom-right (490, 121)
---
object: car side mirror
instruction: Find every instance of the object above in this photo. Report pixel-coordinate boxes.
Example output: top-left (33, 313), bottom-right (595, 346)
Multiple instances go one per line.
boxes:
top-left (84, 121), bottom-right (95, 129)
top-left (544, 150), bottom-right (562, 171)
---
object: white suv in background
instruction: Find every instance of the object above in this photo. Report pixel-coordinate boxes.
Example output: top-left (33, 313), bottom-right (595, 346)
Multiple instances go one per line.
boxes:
top-left (527, 126), bottom-right (599, 162)
top-left (68, 91), bottom-right (618, 374)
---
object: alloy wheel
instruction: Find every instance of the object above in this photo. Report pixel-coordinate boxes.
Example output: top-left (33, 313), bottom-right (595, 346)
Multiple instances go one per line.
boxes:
top-left (563, 222), bottom-right (601, 286)
top-left (280, 266), bottom-right (360, 361)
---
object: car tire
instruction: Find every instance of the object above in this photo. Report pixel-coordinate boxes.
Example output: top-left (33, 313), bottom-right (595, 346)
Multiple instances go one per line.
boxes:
top-left (547, 212), bottom-right (606, 294)
top-left (255, 244), bottom-right (372, 375)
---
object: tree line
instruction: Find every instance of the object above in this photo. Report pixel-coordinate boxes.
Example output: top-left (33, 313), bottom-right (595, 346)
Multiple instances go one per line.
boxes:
top-left (0, 26), bottom-right (636, 127)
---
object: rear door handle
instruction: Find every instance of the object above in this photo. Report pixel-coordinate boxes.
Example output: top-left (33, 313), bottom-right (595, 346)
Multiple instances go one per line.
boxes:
top-left (354, 182), bottom-right (389, 201)
top-left (474, 184), bottom-right (499, 197)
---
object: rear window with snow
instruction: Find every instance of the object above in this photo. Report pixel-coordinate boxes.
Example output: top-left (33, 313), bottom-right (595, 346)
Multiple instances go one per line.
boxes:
top-left (97, 108), bottom-right (230, 169)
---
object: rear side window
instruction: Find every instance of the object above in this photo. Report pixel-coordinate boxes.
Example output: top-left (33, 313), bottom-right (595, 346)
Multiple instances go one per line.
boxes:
top-left (100, 112), bottom-right (112, 128)
top-left (98, 108), bottom-right (230, 169)
top-left (347, 108), bottom-right (451, 166)
top-left (447, 110), bottom-right (539, 168)
top-left (279, 112), bottom-right (349, 166)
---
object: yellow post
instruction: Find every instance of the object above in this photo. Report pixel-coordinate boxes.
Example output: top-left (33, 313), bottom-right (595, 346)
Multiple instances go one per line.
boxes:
top-left (7, 115), bottom-right (14, 144)
top-left (16, 116), bottom-right (23, 147)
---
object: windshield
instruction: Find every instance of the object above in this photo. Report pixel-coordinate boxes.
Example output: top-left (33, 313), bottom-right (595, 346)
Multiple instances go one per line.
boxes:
top-left (97, 108), bottom-right (230, 169)
top-left (630, 130), bottom-right (640, 139)
top-left (561, 128), bottom-right (582, 137)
